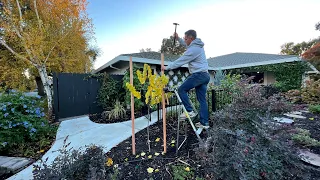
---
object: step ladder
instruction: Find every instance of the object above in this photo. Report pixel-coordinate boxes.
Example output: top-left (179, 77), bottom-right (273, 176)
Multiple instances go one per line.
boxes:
top-left (164, 87), bottom-right (204, 154)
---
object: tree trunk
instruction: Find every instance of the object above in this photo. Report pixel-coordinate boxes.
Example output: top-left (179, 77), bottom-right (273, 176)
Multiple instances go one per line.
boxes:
top-left (35, 76), bottom-right (45, 96)
top-left (37, 65), bottom-right (53, 115)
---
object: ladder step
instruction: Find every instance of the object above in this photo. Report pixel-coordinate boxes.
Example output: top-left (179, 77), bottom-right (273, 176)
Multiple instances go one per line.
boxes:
top-left (196, 128), bottom-right (203, 135)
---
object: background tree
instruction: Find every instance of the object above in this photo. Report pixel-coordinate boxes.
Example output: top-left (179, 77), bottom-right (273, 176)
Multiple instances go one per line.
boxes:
top-left (160, 36), bottom-right (186, 55)
top-left (280, 38), bottom-right (319, 56)
top-left (139, 48), bottom-right (152, 52)
top-left (0, 0), bottom-right (94, 114)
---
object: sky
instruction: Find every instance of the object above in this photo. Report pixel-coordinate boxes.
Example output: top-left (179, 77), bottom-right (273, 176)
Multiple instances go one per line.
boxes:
top-left (87, 0), bottom-right (320, 70)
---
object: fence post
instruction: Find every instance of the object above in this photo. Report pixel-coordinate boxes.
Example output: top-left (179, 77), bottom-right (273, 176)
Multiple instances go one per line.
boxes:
top-left (212, 89), bottom-right (216, 112)
top-left (53, 73), bottom-right (59, 121)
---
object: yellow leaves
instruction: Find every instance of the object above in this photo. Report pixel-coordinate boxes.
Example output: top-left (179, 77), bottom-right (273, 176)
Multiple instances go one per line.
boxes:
top-left (124, 158), bottom-right (128, 162)
top-left (185, 167), bottom-right (190, 172)
top-left (126, 64), bottom-right (169, 106)
top-left (154, 152), bottom-right (160, 156)
top-left (147, 167), bottom-right (154, 173)
top-left (155, 169), bottom-right (160, 172)
top-left (126, 83), bottom-right (141, 99)
top-left (309, 117), bottom-right (314, 120)
top-left (39, 149), bottom-right (45, 153)
top-left (148, 155), bottom-right (152, 159)
top-left (162, 152), bottom-right (165, 155)
top-left (155, 137), bottom-right (160, 142)
top-left (135, 155), bottom-right (140, 158)
top-left (106, 158), bottom-right (113, 167)
top-left (141, 152), bottom-right (146, 156)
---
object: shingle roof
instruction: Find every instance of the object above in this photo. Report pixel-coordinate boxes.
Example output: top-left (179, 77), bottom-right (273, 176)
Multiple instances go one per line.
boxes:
top-left (208, 52), bottom-right (299, 69)
top-left (121, 52), bottom-right (180, 62)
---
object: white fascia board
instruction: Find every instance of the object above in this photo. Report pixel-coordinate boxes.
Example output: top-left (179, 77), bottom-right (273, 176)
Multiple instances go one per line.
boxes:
top-left (211, 57), bottom-right (301, 70)
top-left (94, 55), bottom-right (216, 73)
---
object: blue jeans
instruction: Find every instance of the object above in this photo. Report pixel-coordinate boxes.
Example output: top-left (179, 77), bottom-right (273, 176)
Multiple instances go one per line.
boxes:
top-left (178, 71), bottom-right (210, 126)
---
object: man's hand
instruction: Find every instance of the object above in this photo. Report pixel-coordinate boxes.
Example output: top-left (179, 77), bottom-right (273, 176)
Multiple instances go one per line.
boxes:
top-left (173, 32), bottom-right (179, 39)
top-left (161, 65), bottom-right (167, 71)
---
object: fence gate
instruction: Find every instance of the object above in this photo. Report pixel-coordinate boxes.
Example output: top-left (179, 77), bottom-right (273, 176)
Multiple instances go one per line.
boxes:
top-left (53, 73), bottom-right (103, 121)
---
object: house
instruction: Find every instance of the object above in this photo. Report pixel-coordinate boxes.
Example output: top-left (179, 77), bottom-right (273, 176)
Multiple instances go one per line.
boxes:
top-left (94, 52), bottom-right (217, 87)
top-left (95, 52), bottom-right (318, 87)
top-left (207, 52), bottom-right (319, 85)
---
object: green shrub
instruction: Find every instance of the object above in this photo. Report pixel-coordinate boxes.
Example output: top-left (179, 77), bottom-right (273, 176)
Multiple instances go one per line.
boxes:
top-left (97, 73), bottom-right (124, 110)
top-left (292, 128), bottom-right (320, 147)
top-left (213, 73), bottom-right (242, 110)
top-left (0, 92), bottom-right (57, 157)
top-left (301, 79), bottom-right (320, 105)
top-left (33, 137), bottom-right (108, 179)
top-left (171, 165), bottom-right (194, 180)
top-left (308, 104), bottom-right (320, 114)
top-left (122, 64), bottom-right (148, 110)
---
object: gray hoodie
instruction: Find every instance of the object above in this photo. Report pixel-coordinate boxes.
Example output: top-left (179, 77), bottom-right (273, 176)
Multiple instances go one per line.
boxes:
top-left (166, 37), bottom-right (209, 74)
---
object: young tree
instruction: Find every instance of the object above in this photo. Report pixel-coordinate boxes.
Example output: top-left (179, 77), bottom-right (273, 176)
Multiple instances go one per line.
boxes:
top-left (0, 0), bottom-right (93, 114)
top-left (160, 36), bottom-right (186, 55)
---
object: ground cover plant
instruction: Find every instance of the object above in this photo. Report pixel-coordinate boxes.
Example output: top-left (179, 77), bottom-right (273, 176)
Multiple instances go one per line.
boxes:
top-left (0, 91), bottom-right (58, 158)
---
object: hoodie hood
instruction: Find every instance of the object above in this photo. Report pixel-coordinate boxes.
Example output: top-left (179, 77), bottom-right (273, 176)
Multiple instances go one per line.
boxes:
top-left (189, 38), bottom-right (204, 48)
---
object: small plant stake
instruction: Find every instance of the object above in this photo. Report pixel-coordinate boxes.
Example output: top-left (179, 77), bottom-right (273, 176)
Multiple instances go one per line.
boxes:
top-left (126, 61), bottom-right (169, 154)
top-left (161, 53), bottom-right (167, 153)
top-left (130, 56), bottom-right (136, 155)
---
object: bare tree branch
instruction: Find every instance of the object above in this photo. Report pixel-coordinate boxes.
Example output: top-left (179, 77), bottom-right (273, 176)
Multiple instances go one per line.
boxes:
top-left (15, 0), bottom-right (23, 32)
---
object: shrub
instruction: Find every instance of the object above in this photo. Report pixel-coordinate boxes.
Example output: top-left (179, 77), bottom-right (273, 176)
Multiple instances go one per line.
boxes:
top-left (309, 104), bottom-right (320, 114)
top-left (213, 69), bottom-right (226, 86)
top-left (193, 77), bottom-right (318, 179)
top-left (301, 79), bottom-right (320, 105)
top-left (292, 128), bottom-right (320, 147)
top-left (284, 89), bottom-right (302, 104)
top-left (122, 65), bottom-right (148, 110)
top-left (171, 165), bottom-right (194, 180)
top-left (98, 73), bottom-right (124, 110)
top-left (0, 92), bottom-right (57, 157)
top-left (101, 99), bottom-right (126, 120)
top-left (261, 84), bottom-right (280, 98)
top-left (33, 137), bottom-right (108, 180)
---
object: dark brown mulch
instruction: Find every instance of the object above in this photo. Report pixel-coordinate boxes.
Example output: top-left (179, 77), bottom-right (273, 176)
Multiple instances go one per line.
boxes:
top-left (89, 111), bottom-right (148, 124)
top-left (105, 116), bottom-right (207, 180)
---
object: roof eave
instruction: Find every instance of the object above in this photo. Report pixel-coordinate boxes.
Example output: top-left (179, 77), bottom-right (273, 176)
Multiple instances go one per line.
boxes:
top-left (211, 57), bottom-right (302, 70)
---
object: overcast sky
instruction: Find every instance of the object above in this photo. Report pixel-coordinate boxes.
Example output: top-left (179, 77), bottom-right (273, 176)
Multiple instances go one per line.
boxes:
top-left (87, 0), bottom-right (320, 70)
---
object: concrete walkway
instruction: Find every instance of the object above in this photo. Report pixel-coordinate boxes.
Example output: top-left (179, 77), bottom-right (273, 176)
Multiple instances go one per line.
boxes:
top-left (8, 108), bottom-right (169, 180)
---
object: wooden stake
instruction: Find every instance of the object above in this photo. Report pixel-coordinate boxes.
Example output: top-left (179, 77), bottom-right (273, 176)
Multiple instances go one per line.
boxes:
top-left (130, 57), bottom-right (136, 155)
top-left (161, 53), bottom-right (167, 153)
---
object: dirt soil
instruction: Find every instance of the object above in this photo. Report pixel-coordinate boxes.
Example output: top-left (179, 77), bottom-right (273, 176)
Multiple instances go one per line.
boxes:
top-left (105, 116), bottom-right (208, 180)
top-left (104, 109), bottom-right (320, 180)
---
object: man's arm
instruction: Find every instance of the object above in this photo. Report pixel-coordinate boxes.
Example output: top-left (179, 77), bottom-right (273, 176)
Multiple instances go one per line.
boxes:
top-left (166, 48), bottom-right (199, 70)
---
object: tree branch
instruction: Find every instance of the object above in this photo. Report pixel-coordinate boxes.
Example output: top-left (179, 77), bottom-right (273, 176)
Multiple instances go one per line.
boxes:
top-left (44, 30), bottom-right (72, 64)
top-left (33, 0), bottom-right (42, 30)
top-left (15, 0), bottom-right (23, 32)
top-left (0, 39), bottom-right (36, 66)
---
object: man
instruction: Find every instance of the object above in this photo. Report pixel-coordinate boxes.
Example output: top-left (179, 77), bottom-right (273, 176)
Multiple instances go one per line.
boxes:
top-left (161, 30), bottom-right (210, 129)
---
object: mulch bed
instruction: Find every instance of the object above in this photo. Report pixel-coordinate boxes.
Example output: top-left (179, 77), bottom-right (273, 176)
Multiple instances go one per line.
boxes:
top-left (105, 116), bottom-right (207, 179)
top-left (293, 110), bottom-right (320, 155)
top-left (103, 108), bottom-right (320, 179)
